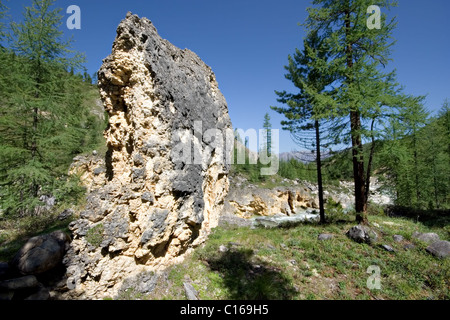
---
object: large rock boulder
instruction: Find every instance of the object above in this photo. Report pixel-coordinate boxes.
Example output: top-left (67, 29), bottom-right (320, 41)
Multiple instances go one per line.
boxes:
top-left (10, 231), bottom-right (70, 275)
top-left (412, 232), bottom-right (440, 244)
top-left (62, 13), bottom-right (232, 299)
top-left (426, 240), bottom-right (450, 259)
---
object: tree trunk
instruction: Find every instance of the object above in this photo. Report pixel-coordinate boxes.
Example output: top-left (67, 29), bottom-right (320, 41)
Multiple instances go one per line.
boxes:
top-left (364, 119), bottom-right (376, 209)
top-left (351, 111), bottom-right (367, 224)
top-left (345, 7), bottom-right (367, 224)
top-left (315, 119), bottom-right (325, 224)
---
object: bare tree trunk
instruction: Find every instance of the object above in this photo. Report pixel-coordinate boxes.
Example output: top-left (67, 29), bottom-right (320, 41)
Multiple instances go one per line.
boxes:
top-left (346, 7), bottom-right (367, 224)
top-left (315, 119), bottom-right (325, 224)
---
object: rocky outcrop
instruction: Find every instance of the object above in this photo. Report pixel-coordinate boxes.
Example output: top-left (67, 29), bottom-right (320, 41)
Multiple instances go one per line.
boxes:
top-left (224, 185), bottom-right (319, 219)
top-left (69, 152), bottom-right (107, 193)
top-left (62, 13), bottom-right (232, 299)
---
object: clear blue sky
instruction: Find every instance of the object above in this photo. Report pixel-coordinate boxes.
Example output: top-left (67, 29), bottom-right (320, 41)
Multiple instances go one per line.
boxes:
top-left (5, 0), bottom-right (450, 153)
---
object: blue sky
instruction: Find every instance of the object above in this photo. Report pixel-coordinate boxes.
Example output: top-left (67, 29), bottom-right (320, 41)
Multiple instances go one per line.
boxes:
top-left (4, 0), bottom-right (450, 153)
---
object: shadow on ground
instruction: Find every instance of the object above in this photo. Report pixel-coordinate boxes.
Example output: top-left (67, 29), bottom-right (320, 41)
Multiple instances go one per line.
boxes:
top-left (205, 247), bottom-right (297, 300)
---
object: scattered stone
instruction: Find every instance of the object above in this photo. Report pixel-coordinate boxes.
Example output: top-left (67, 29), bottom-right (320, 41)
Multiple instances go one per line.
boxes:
top-left (183, 282), bottom-right (199, 300)
top-left (11, 231), bottom-right (71, 275)
top-left (318, 234), bottom-right (334, 241)
top-left (426, 240), bottom-right (450, 259)
top-left (393, 235), bottom-right (404, 242)
top-left (412, 232), bottom-right (440, 244)
top-left (381, 244), bottom-right (395, 252)
top-left (219, 245), bottom-right (228, 253)
top-left (24, 286), bottom-right (50, 300)
top-left (289, 260), bottom-right (297, 266)
top-left (403, 243), bottom-right (415, 250)
top-left (0, 275), bottom-right (39, 290)
top-left (58, 209), bottom-right (74, 221)
top-left (346, 225), bottom-right (378, 244)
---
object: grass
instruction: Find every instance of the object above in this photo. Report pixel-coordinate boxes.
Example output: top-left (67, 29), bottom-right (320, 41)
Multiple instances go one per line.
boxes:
top-left (134, 214), bottom-right (449, 300)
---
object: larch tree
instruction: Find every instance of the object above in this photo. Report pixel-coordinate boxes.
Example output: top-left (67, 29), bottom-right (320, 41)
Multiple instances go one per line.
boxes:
top-left (272, 30), bottom-right (335, 224)
top-left (301, 0), bottom-right (411, 224)
top-left (0, 0), bottom-right (86, 216)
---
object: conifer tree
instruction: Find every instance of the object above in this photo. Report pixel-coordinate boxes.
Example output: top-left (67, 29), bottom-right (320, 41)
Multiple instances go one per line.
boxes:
top-left (301, 0), bottom-right (410, 224)
top-left (272, 30), bottom-right (335, 223)
top-left (0, 0), bottom-right (88, 216)
top-left (262, 113), bottom-right (272, 157)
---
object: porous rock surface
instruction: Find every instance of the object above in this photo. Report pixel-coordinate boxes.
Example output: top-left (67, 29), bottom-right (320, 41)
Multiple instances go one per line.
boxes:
top-left (62, 13), bottom-right (232, 299)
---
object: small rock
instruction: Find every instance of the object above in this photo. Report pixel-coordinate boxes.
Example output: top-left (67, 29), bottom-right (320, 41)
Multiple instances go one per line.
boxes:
top-left (219, 245), bottom-right (228, 253)
top-left (183, 282), bottom-right (199, 300)
top-left (0, 275), bottom-right (39, 290)
top-left (318, 234), bottom-right (334, 241)
top-left (24, 286), bottom-right (50, 300)
top-left (290, 260), bottom-right (297, 265)
top-left (92, 150), bottom-right (98, 156)
top-left (426, 240), bottom-right (450, 259)
top-left (58, 209), bottom-right (74, 221)
top-left (381, 244), bottom-right (395, 252)
top-left (412, 232), bottom-right (440, 244)
top-left (393, 235), bottom-right (404, 242)
top-left (346, 225), bottom-right (378, 244)
top-left (403, 243), bottom-right (415, 250)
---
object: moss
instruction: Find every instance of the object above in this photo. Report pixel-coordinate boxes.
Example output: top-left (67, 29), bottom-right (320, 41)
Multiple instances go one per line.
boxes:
top-left (86, 223), bottom-right (104, 247)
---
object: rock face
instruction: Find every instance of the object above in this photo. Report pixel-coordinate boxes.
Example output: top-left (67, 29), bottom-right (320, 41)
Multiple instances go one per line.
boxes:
top-left (62, 13), bottom-right (232, 299)
top-left (224, 185), bottom-right (319, 218)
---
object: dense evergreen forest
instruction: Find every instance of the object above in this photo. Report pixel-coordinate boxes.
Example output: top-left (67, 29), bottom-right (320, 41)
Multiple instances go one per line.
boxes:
top-left (0, 0), bottom-right (105, 217)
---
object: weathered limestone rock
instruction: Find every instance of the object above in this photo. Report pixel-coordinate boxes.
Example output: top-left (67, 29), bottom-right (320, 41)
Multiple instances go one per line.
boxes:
top-left (69, 154), bottom-right (107, 193)
top-left (224, 186), bottom-right (319, 218)
top-left (62, 13), bottom-right (232, 299)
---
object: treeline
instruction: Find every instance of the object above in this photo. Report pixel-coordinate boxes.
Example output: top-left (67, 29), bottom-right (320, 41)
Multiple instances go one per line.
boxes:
top-left (379, 102), bottom-right (450, 209)
top-left (238, 102), bottom-right (450, 210)
top-left (0, 0), bottom-right (105, 217)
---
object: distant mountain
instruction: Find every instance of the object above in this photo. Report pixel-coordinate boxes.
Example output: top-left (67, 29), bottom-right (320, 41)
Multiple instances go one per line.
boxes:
top-left (278, 151), bottom-right (316, 163)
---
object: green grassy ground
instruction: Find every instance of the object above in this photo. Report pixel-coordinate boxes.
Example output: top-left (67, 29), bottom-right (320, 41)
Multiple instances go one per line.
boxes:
top-left (134, 214), bottom-right (449, 300)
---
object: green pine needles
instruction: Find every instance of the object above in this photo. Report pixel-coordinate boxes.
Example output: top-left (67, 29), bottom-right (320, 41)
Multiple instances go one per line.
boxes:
top-left (0, 0), bottom-right (105, 217)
